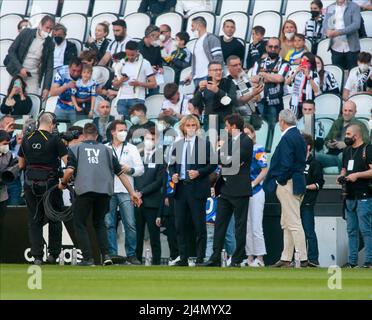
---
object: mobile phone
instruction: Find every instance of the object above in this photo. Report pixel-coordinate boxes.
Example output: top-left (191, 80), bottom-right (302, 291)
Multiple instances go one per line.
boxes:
top-left (207, 76), bottom-right (213, 83)
top-left (121, 73), bottom-right (128, 78)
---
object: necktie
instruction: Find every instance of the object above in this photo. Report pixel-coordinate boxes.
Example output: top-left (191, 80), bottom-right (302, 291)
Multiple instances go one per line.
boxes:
top-left (185, 140), bottom-right (191, 177)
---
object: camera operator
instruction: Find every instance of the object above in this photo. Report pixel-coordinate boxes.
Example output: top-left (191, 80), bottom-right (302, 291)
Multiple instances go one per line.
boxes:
top-left (339, 124), bottom-right (372, 268)
top-left (18, 112), bottom-right (68, 265)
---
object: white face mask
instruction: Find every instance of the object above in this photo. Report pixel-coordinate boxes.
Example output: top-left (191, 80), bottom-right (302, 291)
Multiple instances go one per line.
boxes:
top-left (285, 32), bottom-right (295, 40)
top-left (116, 131), bottom-right (127, 142)
top-left (0, 144), bottom-right (9, 154)
top-left (131, 116), bottom-right (141, 125)
top-left (152, 40), bottom-right (161, 47)
top-left (359, 64), bottom-right (370, 73)
top-left (39, 28), bottom-right (49, 39)
top-left (159, 34), bottom-right (166, 42)
top-left (193, 29), bottom-right (199, 38)
top-left (144, 139), bottom-right (154, 151)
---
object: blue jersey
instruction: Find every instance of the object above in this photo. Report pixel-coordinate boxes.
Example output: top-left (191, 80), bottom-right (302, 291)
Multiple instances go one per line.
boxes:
top-left (54, 66), bottom-right (74, 111)
top-left (72, 78), bottom-right (98, 102)
top-left (251, 144), bottom-right (268, 195)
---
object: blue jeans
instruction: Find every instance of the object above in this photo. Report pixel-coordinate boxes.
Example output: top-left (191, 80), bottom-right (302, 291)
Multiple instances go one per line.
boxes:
top-left (54, 106), bottom-right (77, 125)
top-left (316, 152), bottom-right (343, 171)
top-left (300, 205), bottom-right (319, 263)
top-left (104, 193), bottom-right (137, 257)
top-left (345, 198), bottom-right (372, 265)
top-left (117, 99), bottom-right (144, 118)
top-left (6, 177), bottom-right (24, 205)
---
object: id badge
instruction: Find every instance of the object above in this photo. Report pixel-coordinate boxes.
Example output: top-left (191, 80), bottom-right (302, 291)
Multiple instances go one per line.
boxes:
top-left (148, 163), bottom-right (156, 168)
top-left (347, 160), bottom-right (354, 171)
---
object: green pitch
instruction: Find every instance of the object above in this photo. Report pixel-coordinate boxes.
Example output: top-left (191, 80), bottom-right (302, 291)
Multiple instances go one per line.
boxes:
top-left (1, 264), bottom-right (371, 300)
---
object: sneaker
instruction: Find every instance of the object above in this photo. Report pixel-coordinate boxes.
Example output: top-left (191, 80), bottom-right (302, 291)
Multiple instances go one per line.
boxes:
top-left (342, 262), bottom-right (358, 268)
top-left (102, 255), bottom-right (113, 266)
top-left (308, 260), bottom-right (320, 268)
top-left (250, 258), bottom-right (265, 267)
top-left (362, 262), bottom-right (372, 268)
top-left (226, 256), bottom-right (232, 267)
top-left (127, 256), bottom-right (141, 265)
top-left (240, 259), bottom-right (249, 267)
top-left (33, 258), bottom-right (43, 266)
top-left (77, 258), bottom-right (95, 266)
top-left (168, 256), bottom-right (181, 266)
top-left (46, 255), bottom-right (57, 264)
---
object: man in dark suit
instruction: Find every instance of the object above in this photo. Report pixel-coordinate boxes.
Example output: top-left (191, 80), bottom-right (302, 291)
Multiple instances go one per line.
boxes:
top-left (134, 128), bottom-right (164, 265)
top-left (204, 114), bottom-right (253, 267)
top-left (263, 109), bottom-right (308, 267)
top-left (169, 115), bottom-right (217, 266)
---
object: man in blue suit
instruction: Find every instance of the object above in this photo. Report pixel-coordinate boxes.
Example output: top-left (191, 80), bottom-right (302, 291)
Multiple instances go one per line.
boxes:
top-left (264, 109), bottom-right (308, 267)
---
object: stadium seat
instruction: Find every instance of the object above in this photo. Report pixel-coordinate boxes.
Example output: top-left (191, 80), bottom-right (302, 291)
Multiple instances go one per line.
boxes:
top-left (283, 94), bottom-right (291, 110)
top-left (285, 0), bottom-right (312, 15)
top-left (269, 122), bottom-right (282, 154)
top-left (360, 37), bottom-right (372, 54)
top-left (314, 93), bottom-right (342, 120)
top-left (124, 12), bottom-right (151, 40)
top-left (28, 94), bottom-right (42, 119)
top-left (316, 38), bottom-right (332, 65)
top-left (0, 66), bottom-right (11, 95)
top-left (186, 38), bottom-right (197, 54)
top-left (218, 11), bottom-right (249, 40)
top-left (67, 39), bottom-right (83, 56)
top-left (123, 0), bottom-right (142, 16)
top-left (315, 117), bottom-right (334, 140)
top-left (286, 11), bottom-right (311, 34)
top-left (159, 66), bottom-right (176, 94)
top-left (356, 117), bottom-right (370, 132)
top-left (179, 67), bottom-right (196, 97)
top-left (145, 94), bottom-right (166, 120)
top-left (361, 11), bottom-right (372, 37)
top-left (176, 0), bottom-right (215, 17)
top-left (0, 39), bottom-right (13, 67)
top-left (186, 11), bottom-right (216, 39)
top-left (29, 13), bottom-right (54, 28)
top-left (324, 64), bottom-right (344, 92)
top-left (349, 94), bottom-right (372, 118)
top-left (0, 0), bottom-right (28, 16)
top-left (59, 13), bottom-right (88, 42)
top-left (92, 0), bottom-right (123, 16)
top-left (255, 120), bottom-right (268, 147)
top-left (252, 11), bottom-right (282, 38)
top-left (305, 38), bottom-right (312, 52)
top-left (252, 0), bottom-right (283, 16)
top-left (110, 97), bottom-right (122, 119)
top-left (219, 0), bottom-right (251, 16)
top-left (92, 95), bottom-right (106, 115)
top-left (90, 13), bottom-right (119, 41)
top-left (30, 0), bottom-right (59, 16)
top-left (61, 0), bottom-right (90, 16)
top-left (0, 14), bottom-right (25, 40)
top-left (93, 66), bottom-right (111, 88)
top-left (155, 12), bottom-right (184, 38)
top-left (44, 96), bottom-right (58, 113)
top-left (74, 119), bottom-right (93, 127)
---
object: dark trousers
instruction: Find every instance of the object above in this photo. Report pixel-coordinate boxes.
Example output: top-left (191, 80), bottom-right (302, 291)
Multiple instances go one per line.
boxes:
top-left (0, 201), bottom-right (6, 262)
top-left (331, 50), bottom-right (359, 71)
top-left (24, 184), bottom-right (62, 259)
top-left (300, 205), bottom-right (319, 263)
top-left (73, 192), bottom-right (110, 260)
top-left (210, 195), bottom-right (250, 264)
top-left (163, 197), bottom-right (179, 260)
top-left (135, 206), bottom-right (161, 265)
top-left (174, 181), bottom-right (207, 262)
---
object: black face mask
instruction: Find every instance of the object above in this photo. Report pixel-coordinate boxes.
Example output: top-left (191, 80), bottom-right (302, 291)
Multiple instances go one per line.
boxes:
top-left (114, 35), bottom-right (124, 42)
top-left (70, 75), bottom-right (79, 81)
top-left (268, 52), bottom-right (279, 59)
top-left (311, 10), bottom-right (320, 19)
top-left (344, 137), bottom-right (355, 146)
top-left (54, 36), bottom-right (64, 45)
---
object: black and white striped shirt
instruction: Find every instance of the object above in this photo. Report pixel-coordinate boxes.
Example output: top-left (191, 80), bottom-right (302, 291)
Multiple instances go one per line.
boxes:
top-left (319, 70), bottom-right (340, 94)
top-left (305, 16), bottom-right (324, 51)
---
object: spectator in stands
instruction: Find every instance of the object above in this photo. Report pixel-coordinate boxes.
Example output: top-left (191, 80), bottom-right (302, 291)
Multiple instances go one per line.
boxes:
top-left (317, 100), bottom-right (370, 170)
top-left (176, 0), bottom-right (213, 17)
top-left (227, 56), bottom-right (263, 117)
top-left (162, 83), bottom-right (190, 121)
top-left (93, 100), bottom-right (115, 143)
top-left (4, 15), bottom-right (55, 100)
top-left (285, 33), bottom-right (308, 65)
top-left (127, 103), bottom-right (156, 147)
top-left (52, 23), bottom-right (78, 69)
top-left (343, 51), bottom-right (372, 101)
top-left (301, 133), bottom-right (324, 267)
top-left (138, 0), bottom-right (176, 22)
top-left (186, 16), bottom-right (223, 88)
top-left (280, 20), bottom-right (298, 59)
top-left (192, 61), bottom-right (238, 131)
top-left (112, 41), bottom-right (157, 118)
top-left (166, 32), bottom-right (191, 84)
top-left (323, 0), bottom-right (361, 71)
top-left (243, 124), bottom-right (268, 267)
top-left (159, 24), bottom-right (177, 63)
top-left (220, 19), bottom-right (245, 64)
top-left (71, 64), bottom-right (98, 119)
top-left (50, 57), bottom-right (83, 124)
top-left (353, 0), bottom-right (372, 10)
top-left (139, 25), bottom-right (164, 96)
top-left (99, 19), bottom-right (132, 66)
top-left (1, 76), bottom-right (32, 116)
top-left (305, 0), bottom-right (324, 55)
top-left (251, 37), bottom-right (290, 149)
top-left (246, 26), bottom-right (266, 70)
top-left (17, 19), bottom-right (30, 33)
top-left (286, 52), bottom-right (320, 118)
top-left (85, 22), bottom-right (111, 63)
top-left (315, 55), bottom-right (340, 94)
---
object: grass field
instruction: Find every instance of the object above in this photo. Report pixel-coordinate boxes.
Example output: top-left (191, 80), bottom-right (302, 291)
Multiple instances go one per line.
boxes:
top-left (1, 264), bottom-right (371, 300)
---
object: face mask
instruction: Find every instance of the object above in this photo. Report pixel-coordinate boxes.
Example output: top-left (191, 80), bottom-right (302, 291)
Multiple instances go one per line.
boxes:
top-left (268, 52), bottom-right (279, 59)
top-left (0, 144), bottom-right (9, 154)
top-left (285, 32), bottom-right (295, 40)
top-left (344, 137), bottom-right (355, 146)
top-left (193, 29), bottom-right (199, 38)
top-left (311, 10), bottom-right (320, 19)
top-left (156, 122), bottom-right (166, 132)
top-left (152, 40), bottom-right (161, 47)
top-left (359, 64), bottom-right (370, 73)
top-left (39, 29), bottom-right (49, 39)
top-left (159, 34), bottom-right (166, 42)
top-left (144, 139), bottom-right (154, 151)
top-left (131, 116), bottom-right (141, 125)
top-left (70, 75), bottom-right (79, 81)
top-left (114, 35), bottom-right (124, 42)
top-left (54, 36), bottom-right (64, 45)
top-left (116, 131), bottom-right (127, 142)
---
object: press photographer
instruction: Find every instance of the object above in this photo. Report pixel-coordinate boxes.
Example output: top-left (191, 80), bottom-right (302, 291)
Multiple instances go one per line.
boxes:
top-left (339, 124), bottom-right (372, 268)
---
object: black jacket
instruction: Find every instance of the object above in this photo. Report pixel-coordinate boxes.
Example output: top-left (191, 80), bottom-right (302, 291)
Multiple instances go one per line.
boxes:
top-left (4, 28), bottom-right (55, 90)
top-left (0, 95), bottom-right (32, 116)
top-left (85, 38), bottom-right (111, 62)
top-left (63, 40), bottom-right (78, 66)
top-left (138, 40), bottom-right (163, 68)
top-left (302, 155), bottom-right (324, 206)
top-left (134, 151), bottom-right (165, 208)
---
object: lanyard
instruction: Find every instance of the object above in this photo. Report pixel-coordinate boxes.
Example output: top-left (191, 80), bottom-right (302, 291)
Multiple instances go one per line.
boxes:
top-left (112, 143), bottom-right (125, 160)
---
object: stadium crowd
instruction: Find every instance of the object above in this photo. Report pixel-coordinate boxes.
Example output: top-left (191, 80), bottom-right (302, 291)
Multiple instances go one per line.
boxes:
top-left (0, 0), bottom-right (371, 268)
